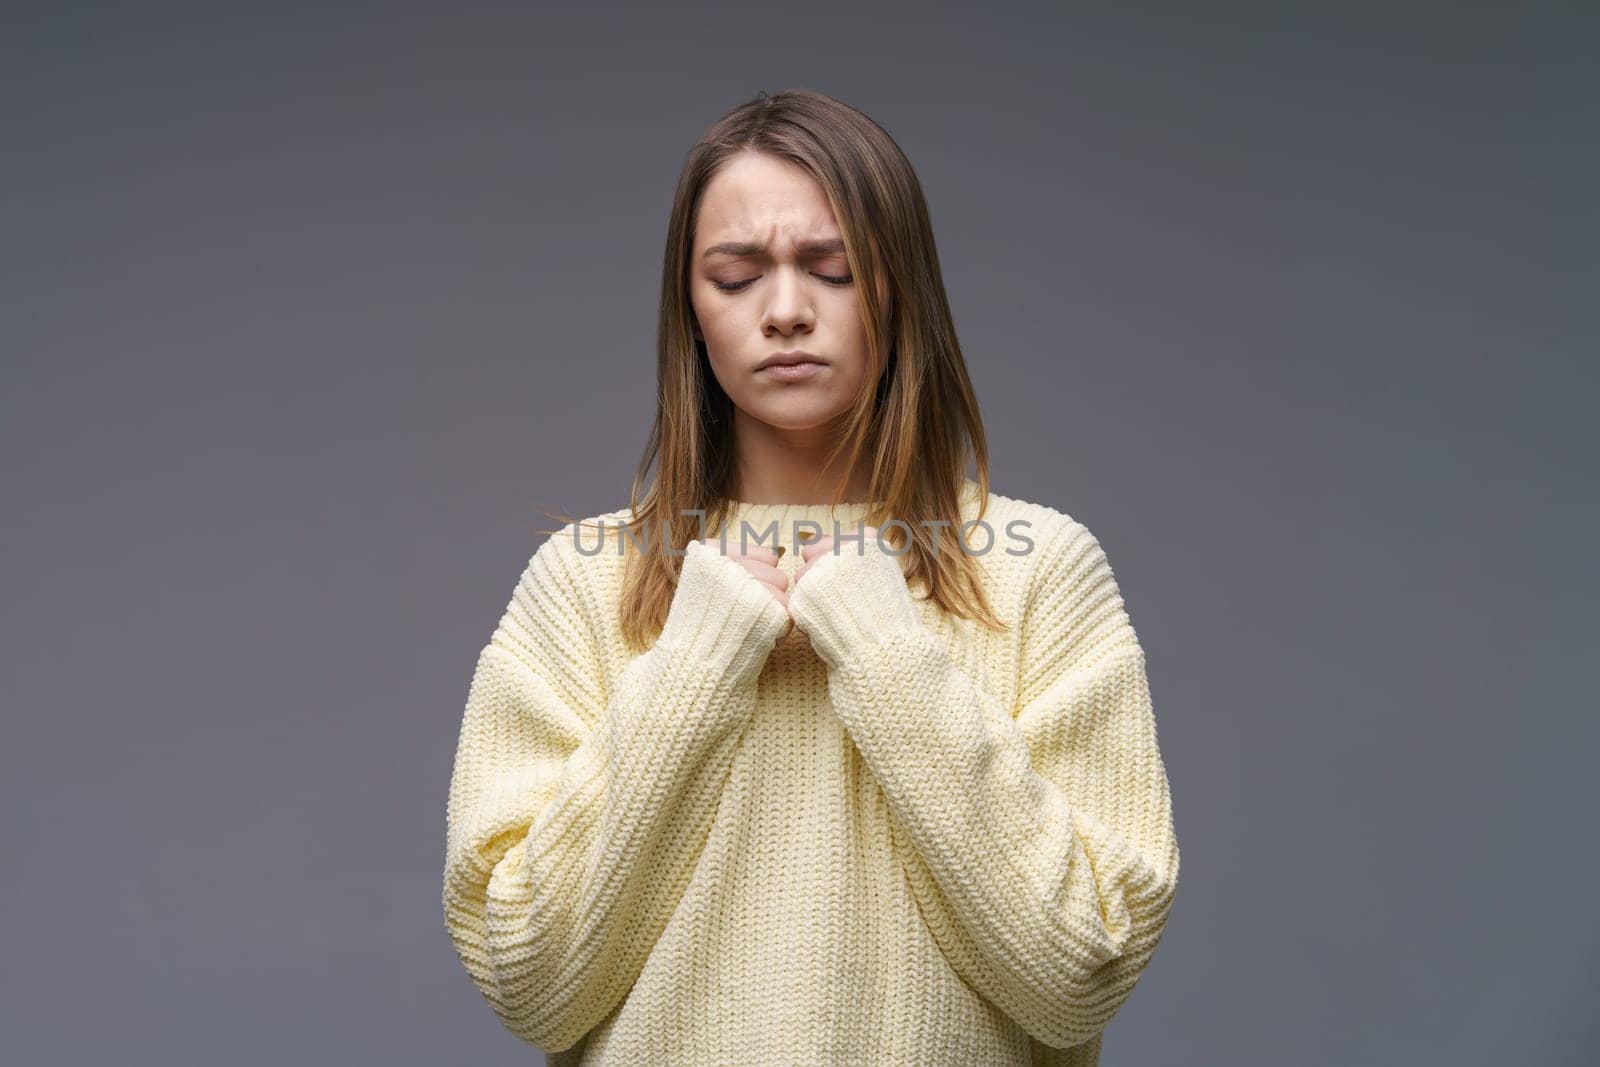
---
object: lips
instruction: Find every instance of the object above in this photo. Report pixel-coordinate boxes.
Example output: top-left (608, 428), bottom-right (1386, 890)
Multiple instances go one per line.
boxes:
top-left (756, 352), bottom-right (826, 370)
top-left (757, 360), bottom-right (826, 381)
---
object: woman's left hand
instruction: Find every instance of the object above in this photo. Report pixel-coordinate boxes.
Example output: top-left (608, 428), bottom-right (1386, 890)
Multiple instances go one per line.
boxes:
top-left (793, 524), bottom-right (886, 585)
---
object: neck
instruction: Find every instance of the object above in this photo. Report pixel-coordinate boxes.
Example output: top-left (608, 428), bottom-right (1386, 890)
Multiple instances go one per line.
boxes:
top-left (728, 409), bottom-right (873, 505)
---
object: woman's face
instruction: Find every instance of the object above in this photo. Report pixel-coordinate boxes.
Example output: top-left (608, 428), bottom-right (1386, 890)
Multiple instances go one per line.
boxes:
top-left (689, 150), bottom-right (874, 433)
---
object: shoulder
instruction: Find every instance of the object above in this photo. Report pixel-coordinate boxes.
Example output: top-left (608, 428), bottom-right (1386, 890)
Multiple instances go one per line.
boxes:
top-left (981, 488), bottom-right (1142, 669)
top-left (510, 505), bottom-right (637, 616)
top-left (971, 485), bottom-right (1103, 572)
top-left (533, 506), bottom-right (637, 565)
top-left (976, 486), bottom-right (1131, 623)
top-left (493, 506), bottom-right (637, 670)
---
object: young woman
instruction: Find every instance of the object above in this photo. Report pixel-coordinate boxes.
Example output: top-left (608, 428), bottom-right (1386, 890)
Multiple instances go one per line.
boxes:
top-left (442, 88), bottom-right (1179, 1066)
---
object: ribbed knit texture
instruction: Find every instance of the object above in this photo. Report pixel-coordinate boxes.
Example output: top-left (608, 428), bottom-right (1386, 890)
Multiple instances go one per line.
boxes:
top-left (442, 478), bottom-right (1179, 1065)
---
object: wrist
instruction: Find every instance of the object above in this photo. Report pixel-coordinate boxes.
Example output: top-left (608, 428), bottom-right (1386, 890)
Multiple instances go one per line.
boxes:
top-left (658, 539), bottom-right (792, 682)
top-left (788, 541), bottom-right (922, 667)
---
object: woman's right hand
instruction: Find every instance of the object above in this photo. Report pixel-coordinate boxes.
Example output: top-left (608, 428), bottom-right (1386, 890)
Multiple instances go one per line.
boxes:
top-left (696, 538), bottom-right (791, 615)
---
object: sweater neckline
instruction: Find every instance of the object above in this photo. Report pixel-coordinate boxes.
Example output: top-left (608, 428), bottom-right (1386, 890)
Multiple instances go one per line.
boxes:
top-left (711, 476), bottom-right (983, 549)
top-left (716, 497), bottom-right (881, 539)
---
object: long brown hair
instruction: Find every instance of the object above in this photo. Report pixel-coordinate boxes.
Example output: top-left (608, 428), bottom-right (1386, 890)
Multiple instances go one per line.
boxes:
top-left (545, 87), bottom-right (1004, 652)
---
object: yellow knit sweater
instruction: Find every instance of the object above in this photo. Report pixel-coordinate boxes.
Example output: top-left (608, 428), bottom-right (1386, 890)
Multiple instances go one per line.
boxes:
top-left (442, 478), bottom-right (1179, 1065)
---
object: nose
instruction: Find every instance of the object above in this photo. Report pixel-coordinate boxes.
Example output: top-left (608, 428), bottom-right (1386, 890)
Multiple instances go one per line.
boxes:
top-left (762, 267), bottom-right (815, 334)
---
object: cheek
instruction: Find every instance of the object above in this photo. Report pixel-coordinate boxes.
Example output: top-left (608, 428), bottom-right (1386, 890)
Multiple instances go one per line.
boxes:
top-left (689, 285), bottom-right (714, 336)
top-left (692, 292), bottom-right (748, 397)
top-left (826, 292), bottom-right (873, 374)
top-left (693, 288), bottom-right (750, 347)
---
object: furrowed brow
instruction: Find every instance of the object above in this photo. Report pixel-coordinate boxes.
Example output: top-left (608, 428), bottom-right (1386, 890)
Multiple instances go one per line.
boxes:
top-left (702, 237), bottom-right (847, 259)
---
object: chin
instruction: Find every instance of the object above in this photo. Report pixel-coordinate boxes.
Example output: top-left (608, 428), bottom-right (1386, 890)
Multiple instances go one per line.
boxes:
top-left (747, 400), bottom-right (849, 432)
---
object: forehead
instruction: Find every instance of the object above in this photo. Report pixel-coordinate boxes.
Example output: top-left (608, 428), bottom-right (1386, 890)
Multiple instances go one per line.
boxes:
top-left (694, 152), bottom-right (842, 251)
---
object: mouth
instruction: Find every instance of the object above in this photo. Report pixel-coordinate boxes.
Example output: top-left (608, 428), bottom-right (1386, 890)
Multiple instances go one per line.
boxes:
top-left (756, 356), bottom-right (827, 381)
top-left (755, 351), bottom-right (827, 372)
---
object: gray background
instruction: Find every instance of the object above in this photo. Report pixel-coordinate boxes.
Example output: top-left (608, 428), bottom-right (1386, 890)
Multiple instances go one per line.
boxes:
top-left (3, 3), bottom-right (1594, 1064)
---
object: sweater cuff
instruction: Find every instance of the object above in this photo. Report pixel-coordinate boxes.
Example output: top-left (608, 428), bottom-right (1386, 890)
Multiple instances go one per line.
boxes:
top-left (788, 541), bottom-right (922, 669)
top-left (657, 538), bottom-right (793, 684)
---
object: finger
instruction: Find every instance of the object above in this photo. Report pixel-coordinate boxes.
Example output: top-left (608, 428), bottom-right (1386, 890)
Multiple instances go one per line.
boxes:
top-left (706, 539), bottom-right (779, 565)
top-left (801, 536), bottom-right (832, 563)
top-left (740, 545), bottom-right (780, 565)
top-left (736, 558), bottom-right (787, 588)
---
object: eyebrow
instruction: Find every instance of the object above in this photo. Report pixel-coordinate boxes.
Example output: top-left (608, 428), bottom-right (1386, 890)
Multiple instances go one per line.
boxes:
top-left (701, 237), bottom-right (847, 260)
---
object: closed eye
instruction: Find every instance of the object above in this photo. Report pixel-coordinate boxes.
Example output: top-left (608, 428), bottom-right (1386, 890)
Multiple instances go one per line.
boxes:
top-left (712, 273), bottom-right (854, 293)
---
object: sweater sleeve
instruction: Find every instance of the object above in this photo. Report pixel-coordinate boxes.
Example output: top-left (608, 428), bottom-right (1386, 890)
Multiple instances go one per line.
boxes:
top-left (786, 519), bottom-right (1179, 1050)
top-left (442, 534), bottom-right (792, 1052)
